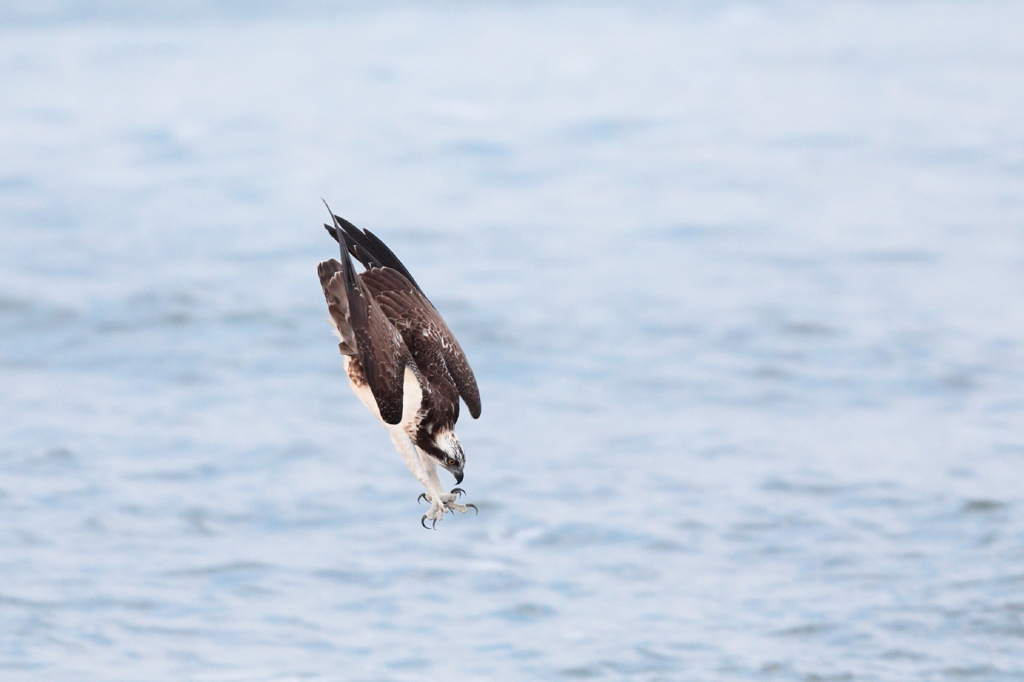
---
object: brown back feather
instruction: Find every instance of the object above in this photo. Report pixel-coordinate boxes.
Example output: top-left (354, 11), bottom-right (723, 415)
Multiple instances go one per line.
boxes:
top-left (360, 267), bottom-right (482, 420)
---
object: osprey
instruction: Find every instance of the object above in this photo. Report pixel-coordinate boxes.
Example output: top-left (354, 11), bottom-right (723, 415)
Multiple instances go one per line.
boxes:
top-left (317, 210), bottom-right (481, 528)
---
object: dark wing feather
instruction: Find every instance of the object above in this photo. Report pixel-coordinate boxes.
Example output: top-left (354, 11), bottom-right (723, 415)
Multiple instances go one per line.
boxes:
top-left (361, 267), bottom-right (482, 420)
top-left (323, 216), bottom-right (425, 297)
top-left (337, 233), bottom-right (411, 425)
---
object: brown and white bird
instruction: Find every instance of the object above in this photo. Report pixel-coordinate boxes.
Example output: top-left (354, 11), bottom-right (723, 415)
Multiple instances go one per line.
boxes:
top-left (317, 210), bottom-right (481, 528)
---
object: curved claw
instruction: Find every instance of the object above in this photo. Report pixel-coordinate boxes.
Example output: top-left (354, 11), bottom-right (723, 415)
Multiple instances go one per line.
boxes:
top-left (417, 493), bottom-right (427, 505)
top-left (450, 487), bottom-right (466, 499)
top-left (466, 503), bottom-right (479, 516)
top-left (420, 514), bottom-right (434, 530)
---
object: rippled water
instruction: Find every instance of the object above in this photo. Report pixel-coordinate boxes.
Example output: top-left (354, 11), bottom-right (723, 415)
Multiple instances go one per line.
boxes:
top-left (2, 2), bottom-right (1024, 680)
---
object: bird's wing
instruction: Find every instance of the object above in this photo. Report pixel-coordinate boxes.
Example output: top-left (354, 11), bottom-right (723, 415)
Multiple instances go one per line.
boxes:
top-left (360, 266), bottom-right (482, 420)
top-left (335, 231), bottom-right (412, 425)
top-left (324, 216), bottom-right (425, 297)
top-left (317, 258), bottom-right (358, 356)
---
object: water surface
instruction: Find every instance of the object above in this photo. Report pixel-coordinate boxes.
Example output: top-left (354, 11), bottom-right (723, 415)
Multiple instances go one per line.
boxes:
top-left (2, 2), bottom-right (1024, 680)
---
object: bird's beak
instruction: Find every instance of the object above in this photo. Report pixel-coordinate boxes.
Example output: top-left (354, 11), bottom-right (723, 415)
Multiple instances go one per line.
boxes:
top-left (452, 468), bottom-right (464, 485)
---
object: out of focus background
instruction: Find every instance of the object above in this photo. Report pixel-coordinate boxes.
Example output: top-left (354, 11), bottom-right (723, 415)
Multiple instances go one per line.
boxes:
top-left (2, 1), bottom-right (1024, 680)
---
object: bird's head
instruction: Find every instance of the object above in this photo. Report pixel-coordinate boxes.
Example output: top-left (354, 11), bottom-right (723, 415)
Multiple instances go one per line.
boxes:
top-left (417, 427), bottom-right (466, 484)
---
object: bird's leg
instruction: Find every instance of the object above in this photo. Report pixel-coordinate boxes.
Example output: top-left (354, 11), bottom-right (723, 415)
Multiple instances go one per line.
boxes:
top-left (418, 455), bottom-right (475, 520)
top-left (388, 430), bottom-right (466, 524)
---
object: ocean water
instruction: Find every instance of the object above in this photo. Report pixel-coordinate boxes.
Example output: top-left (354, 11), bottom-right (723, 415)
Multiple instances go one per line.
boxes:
top-left (2, 2), bottom-right (1024, 680)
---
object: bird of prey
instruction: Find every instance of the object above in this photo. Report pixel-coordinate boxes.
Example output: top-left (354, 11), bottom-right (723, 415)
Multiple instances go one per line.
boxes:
top-left (317, 210), bottom-right (481, 528)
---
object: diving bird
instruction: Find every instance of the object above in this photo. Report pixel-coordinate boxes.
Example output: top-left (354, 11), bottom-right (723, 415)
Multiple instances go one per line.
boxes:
top-left (317, 209), bottom-right (481, 528)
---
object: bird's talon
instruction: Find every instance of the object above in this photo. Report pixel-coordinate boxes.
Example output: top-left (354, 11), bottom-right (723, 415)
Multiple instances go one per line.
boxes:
top-left (451, 487), bottom-right (466, 498)
top-left (466, 503), bottom-right (479, 515)
top-left (420, 514), bottom-right (432, 529)
top-left (417, 493), bottom-right (428, 505)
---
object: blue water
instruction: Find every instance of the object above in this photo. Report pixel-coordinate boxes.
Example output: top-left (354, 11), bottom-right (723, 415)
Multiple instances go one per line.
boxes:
top-left (2, 2), bottom-right (1024, 679)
